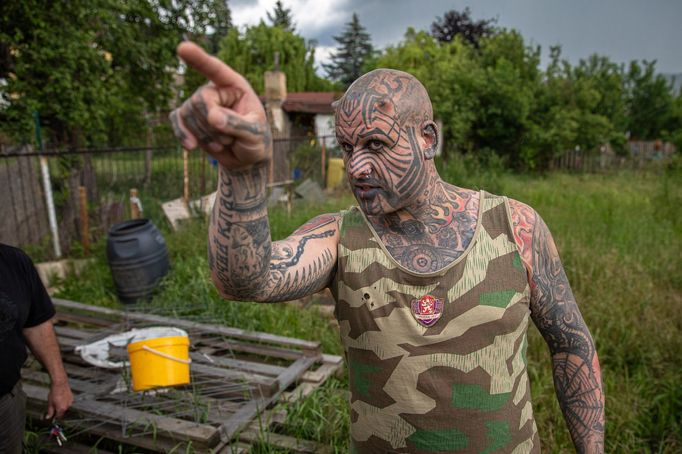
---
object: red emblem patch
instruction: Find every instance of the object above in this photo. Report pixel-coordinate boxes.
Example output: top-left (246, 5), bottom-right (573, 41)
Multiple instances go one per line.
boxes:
top-left (411, 295), bottom-right (444, 327)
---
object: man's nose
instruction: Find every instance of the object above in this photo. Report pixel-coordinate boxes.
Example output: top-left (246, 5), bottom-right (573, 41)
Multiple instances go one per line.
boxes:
top-left (348, 159), bottom-right (373, 180)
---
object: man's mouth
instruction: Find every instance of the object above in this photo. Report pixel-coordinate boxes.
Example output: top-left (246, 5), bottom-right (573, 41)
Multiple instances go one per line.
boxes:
top-left (352, 179), bottom-right (382, 197)
top-left (353, 183), bottom-right (381, 199)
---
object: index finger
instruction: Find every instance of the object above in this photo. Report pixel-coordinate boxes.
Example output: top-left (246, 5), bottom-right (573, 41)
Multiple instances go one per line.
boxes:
top-left (177, 41), bottom-right (251, 90)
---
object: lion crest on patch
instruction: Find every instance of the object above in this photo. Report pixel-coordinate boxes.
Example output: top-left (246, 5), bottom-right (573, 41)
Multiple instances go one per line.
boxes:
top-left (411, 295), bottom-right (444, 327)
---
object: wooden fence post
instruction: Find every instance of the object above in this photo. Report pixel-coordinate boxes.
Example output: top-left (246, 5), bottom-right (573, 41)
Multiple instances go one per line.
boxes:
top-left (183, 148), bottom-right (189, 206)
top-left (321, 138), bottom-right (326, 188)
top-left (200, 152), bottom-right (206, 197)
top-left (79, 186), bottom-right (89, 255)
top-left (130, 188), bottom-right (141, 219)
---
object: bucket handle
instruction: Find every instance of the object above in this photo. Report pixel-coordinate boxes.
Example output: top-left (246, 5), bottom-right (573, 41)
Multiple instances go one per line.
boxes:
top-left (141, 345), bottom-right (191, 365)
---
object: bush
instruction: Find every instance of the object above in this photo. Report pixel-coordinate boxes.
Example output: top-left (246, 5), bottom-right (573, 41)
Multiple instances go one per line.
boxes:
top-left (436, 149), bottom-right (509, 194)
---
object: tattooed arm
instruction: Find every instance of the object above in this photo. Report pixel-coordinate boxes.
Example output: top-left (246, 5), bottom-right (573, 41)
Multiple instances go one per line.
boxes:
top-left (510, 200), bottom-right (605, 453)
top-left (209, 168), bottom-right (339, 302)
top-left (170, 42), bottom-right (339, 302)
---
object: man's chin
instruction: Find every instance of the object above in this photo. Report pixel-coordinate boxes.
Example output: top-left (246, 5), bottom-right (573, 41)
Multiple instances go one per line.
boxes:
top-left (356, 197), bottom-right (394, 217)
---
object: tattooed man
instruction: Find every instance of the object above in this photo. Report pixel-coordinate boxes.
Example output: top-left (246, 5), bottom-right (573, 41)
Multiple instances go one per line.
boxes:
top-left (171, 42), bottom-right (604, 453)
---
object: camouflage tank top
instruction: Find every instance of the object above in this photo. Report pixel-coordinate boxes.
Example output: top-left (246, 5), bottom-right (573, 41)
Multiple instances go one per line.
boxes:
top-left (331, 191), bottom-right (540, 453)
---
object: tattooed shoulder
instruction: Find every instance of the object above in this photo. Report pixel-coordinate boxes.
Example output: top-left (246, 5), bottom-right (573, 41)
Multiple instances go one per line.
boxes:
top-left (508, 198), bottom-right (536, 277)
top-left (292, 213), bottom-right (340, 235)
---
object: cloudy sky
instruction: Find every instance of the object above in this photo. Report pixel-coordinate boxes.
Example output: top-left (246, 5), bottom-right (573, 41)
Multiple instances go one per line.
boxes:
top-left (228, 0), bottom-right (681, 75)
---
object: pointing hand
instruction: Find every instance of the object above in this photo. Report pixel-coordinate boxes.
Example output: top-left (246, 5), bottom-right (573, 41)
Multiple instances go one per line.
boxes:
top-left (169, 41), bottom-right (271, 169)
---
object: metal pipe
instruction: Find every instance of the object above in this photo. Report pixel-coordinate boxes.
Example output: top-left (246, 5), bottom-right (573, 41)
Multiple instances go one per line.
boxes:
top-left (40, 156), bottom-right (61, 258)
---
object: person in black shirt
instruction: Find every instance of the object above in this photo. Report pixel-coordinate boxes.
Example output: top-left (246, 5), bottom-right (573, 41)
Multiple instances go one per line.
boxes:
top-left (0, 243), bottom-right (73, 453)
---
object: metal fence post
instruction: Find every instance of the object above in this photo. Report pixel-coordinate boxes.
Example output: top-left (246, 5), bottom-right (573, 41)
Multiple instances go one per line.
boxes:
top-left (79, 186), bottom-right (90, 255)
top-left (39, 155), bottom-right (62, 258)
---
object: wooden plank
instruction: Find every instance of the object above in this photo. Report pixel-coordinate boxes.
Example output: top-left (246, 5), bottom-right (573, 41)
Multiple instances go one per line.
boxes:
top-left (62, 362), bottom-right (122, 384)
top-left (275, 356), bottom-right (317, 390)
top-left (216, 442), bottom-right (250, 454)
top-left (238, 429), bottom-right (332, 454)
top-left (53, 298), bottom-right (321, 354)
top-left (239, 408), bottom-right (327, 453)
top-left (22, 369), bottom-right (104, 395)
top-left (68, 421), bottom-right (195, 453)
top-left (26, 365), bottom-right (259, 424)
top-left (204, 337), bottom-right (312, 361)
top-left (218, 355), bottom-right (318, 442)
top-left (282, 355), bottom-right (344, 404)
top-left (189, 363), bottom-right (279, 398)
top-left (26, 400), bottom-right (192, 452)
top-left (56, 311), bottom-right (119, 327)
top-left (39, 440), bottom-right (116, 454)
top-left (23, 384), bottom-right (219, 446)
top-left (55, 323), bottom-right (126, 341)
top-left (27, 300), bottom-right (339, 452)
top-left (54, 325), bottom-right (97, 339)
top-left (282, 382), bottom-right (318, 404)
top-left (219, 398), bottom-right (264, 443)
top-left (299, 354), bottom-right (344, 383)
top-left (190, 351), bottom-right (285, 378)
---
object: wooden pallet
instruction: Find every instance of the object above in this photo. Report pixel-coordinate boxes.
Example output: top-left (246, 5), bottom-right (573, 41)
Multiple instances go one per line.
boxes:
top-left (23, 298), bottom-right (343, 453)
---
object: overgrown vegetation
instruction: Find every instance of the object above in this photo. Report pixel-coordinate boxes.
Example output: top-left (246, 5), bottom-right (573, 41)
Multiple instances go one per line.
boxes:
top-left (51, 164), bottom-right (681, 452)
top-left (374, 28), bottom-right (682, 170)
top-left (3, 3), bottom-right (680, 165)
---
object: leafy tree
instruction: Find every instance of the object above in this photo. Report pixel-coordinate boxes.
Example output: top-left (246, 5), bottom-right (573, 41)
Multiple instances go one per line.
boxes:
top-left (430, 7), bottom-right (497, 48)
top-left (464, 30), bottom-right (547, 169)
top-left (625, 60), bottom-right (675, 140)
top-left (531, 47), bottom-right (628, 166)
top-left (0, 0), bottom-right (228, 147)
top-left (218, 22), bottom-right (334, 95)
top-left (267, 0), bottom-right (295, 33)
top-left (666, 91), bottom-right (682, 152)
top-left (323, 13), bottom-right (374, 88)
top-left (374, 29), bottom-right (481, 158)
top-left (1, 1), bottom-right (117, 145)
top-left (205, 0), bottom-right (233, 54)
top-left (182, 0), bottom-right (233, 102)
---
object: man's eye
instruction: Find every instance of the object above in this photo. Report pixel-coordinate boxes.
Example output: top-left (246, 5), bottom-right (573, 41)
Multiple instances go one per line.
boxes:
top-left (342, 143), bottom-right (354, 153)
top-left (368, 140), bottom-right (384, 151)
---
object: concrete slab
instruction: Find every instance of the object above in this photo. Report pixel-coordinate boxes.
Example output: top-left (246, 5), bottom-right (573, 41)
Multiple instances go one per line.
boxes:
top-left (35, 258), bottom-right (94, 292)
top-left (162, 192), bottom-right (216, 230)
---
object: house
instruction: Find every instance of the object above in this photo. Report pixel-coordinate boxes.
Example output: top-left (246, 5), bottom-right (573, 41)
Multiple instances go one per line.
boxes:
top-left (263, 69), bottom-right (340, 183)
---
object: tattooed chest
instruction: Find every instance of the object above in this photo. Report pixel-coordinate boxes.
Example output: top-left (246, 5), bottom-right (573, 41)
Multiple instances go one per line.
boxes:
top-left (376, 215), bottom-right (476, 273)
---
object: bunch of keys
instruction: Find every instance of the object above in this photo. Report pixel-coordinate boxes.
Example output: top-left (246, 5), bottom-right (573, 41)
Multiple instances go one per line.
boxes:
top-left (49, 420), bottom-right (67, 446)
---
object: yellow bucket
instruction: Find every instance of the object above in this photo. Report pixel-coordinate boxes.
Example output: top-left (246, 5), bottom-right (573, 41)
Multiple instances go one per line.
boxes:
top-left (326, 158), bottom-right (345, 189)
top-left (127, 328), bottom-right (190, 392)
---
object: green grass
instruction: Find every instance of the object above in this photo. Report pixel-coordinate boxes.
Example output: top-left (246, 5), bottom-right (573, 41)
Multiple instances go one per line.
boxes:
top-left (52, 163), bottom-right (681, 452)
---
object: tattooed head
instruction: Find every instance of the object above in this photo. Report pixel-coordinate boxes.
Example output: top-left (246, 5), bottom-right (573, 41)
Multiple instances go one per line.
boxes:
top-left (334, 69), bottom-right (439, 216)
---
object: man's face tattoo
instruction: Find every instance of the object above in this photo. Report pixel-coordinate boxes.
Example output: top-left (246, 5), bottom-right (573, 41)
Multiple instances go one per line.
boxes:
top-left (335, 69), bottom-right (434, 216)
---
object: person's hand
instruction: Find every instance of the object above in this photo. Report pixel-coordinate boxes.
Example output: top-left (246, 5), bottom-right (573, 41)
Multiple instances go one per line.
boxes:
top-left (46, 381), bottom-right (73, 420)
top-left (169, 41), bottom-right (271, 170)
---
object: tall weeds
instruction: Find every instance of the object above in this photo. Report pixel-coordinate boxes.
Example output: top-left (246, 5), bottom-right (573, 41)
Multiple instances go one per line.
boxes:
top-left (54, 166), bottom-right (681, 452)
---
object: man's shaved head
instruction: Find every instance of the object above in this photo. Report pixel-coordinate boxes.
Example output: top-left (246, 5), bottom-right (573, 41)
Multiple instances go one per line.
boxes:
top-left (334, 68), bottom-right (439, 216)
top-left (335, 69), bottom-right (433, 129)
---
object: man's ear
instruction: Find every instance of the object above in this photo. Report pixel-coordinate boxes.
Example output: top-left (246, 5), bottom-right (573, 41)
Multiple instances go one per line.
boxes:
top-left (421, 121), bottom-right (439, 160)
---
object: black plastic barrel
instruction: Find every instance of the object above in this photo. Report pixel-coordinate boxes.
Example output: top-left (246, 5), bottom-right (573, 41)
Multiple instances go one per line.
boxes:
top-left (106, 219), bottom-right (170, 304)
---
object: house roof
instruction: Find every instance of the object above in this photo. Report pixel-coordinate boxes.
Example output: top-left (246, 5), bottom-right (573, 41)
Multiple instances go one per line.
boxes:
top-left (282, 92), bottom-right (338, 114)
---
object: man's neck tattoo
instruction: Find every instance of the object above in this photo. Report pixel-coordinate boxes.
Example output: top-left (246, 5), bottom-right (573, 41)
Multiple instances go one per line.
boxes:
top-left (368, 184), bottom-right (480, 273)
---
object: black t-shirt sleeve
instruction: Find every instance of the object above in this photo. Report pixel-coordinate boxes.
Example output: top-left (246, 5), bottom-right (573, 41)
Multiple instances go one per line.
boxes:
top-left (20, 251), bottom-right (56, 328)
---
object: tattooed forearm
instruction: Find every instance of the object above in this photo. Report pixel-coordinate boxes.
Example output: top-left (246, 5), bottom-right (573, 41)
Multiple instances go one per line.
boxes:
top-left (210, 163), bottom-right (271, 298)
top-left (552, 352), bottom-right (605, 453)
top-left (210, 174), bottom-right (337, 302)
top-left (529, 214), bottom-right (604, 453)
